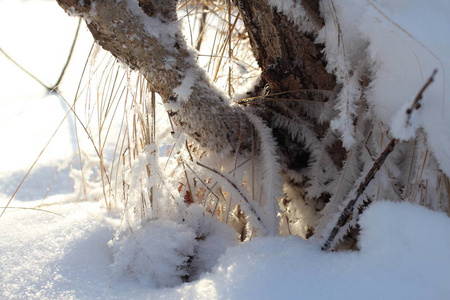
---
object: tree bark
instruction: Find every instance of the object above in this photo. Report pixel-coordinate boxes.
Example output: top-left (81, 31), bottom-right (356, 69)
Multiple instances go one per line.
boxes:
top-left (234, 0), bottom-right (335, 95)
top-left (57, 0), bottom-right (251, 153)
top-left (233, 0), bottom-right (339, 173)
top-left (232, 0), bottom-right (346, 237)
top-left (56, 0), bottom-right (336, 154)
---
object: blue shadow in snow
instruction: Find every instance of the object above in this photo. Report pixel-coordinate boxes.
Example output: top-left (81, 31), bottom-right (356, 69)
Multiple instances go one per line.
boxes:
top-left (0, 165), bottom-right (74, 201)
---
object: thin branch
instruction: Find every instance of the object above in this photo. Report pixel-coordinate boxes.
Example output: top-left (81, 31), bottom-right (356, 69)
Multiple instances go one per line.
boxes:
top-left (1, 18), bottom-right (82, 94)
top-left (321, 69), bottom-right (438, 251)
top-left (182, 159), bottom-right (221, 204)
top-left (237, 89), bottom-right (335, 105)
top-left (322, 138), bottom-right (398, 251)
top-left (405, 69), bottom-right (438, 125)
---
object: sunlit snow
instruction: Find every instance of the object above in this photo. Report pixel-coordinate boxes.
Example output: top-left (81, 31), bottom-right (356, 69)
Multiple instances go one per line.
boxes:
top-left (1, 1), bottom-right (449, 299)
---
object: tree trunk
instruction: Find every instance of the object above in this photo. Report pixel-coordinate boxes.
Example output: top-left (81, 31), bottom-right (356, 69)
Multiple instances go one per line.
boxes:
top-left (233, 0), bottom-right (342, 173)
top-left (58, 0), bottom-right (253, 153)
top-left (232, 0), bottom-right (345, 236)
top-left (234, 0), bottom-right (335, 94)
top-left (55, 0), bottom-right (357, 243)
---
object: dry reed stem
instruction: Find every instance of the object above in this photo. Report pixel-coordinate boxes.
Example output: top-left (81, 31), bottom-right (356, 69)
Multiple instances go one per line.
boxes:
top-left (197, 161), bottom-right (268, 234)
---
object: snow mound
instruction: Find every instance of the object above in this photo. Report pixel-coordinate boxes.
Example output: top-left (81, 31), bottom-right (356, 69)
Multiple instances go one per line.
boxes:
top-left (1, 200), bottom-right (449, 299)
top-left (109, 204), bottom-right (238, 288)
top-left (110, 219), bottom-right (197, 288)
top-left (178, 201), bottom-right (450, 300)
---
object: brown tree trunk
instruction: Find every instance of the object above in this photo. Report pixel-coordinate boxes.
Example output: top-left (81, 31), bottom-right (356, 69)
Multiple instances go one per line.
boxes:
top-left (233, 1), bottom-right (348, 234)
top-left (234, 0), bottom-right (335, 95)
top-left (233, 0), bottom-right (341, 173)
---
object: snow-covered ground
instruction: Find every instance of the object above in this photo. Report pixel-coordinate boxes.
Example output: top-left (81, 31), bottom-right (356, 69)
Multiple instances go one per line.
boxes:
top-left (1, 199), bottom-right (450, 299)
top-left (1, 1), bottom-right (450, 299)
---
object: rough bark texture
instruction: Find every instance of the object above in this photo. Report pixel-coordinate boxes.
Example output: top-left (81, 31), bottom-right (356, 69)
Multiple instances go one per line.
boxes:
top-left (57, 0), bottom-right (250, 153)
top-left (233, 0), bottom-right (342, 236)
top-left (57, 0), bottom-right (336, 158)
top-left (234, 0), bottom-right (335, 94)
top-left (233, 0), bottom-right (339, 173)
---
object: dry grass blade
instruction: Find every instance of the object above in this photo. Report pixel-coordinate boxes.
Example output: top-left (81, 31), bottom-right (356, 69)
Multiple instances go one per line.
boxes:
top-left (0, 96), bottom-right (76, 219)
top-left (0, 47), bottom-right (51, 91)
top-left (197, 161), bottom-right (268, 234)
top-left (2, 40), bottom-right (96, 212)
top-left (0, 207), bottom-right (65, 218)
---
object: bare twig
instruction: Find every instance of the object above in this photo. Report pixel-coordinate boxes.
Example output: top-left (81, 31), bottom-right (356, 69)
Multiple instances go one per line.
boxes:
top-left (405, 69), bottom-right (438, 125)
top-left (237, 89), bottom-right (335, 105)
top-left (0, 18), bottom-right (82, 94)
top-left (195, 3), bottom-right (208, 51)
top-left (53, 18), bottom-right (82, 91)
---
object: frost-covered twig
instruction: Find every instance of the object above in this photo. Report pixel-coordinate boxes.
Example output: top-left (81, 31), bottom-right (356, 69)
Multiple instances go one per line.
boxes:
top-left (322, 138), bottom-right (398, 251)
top-left (322, 70), bottom-right (438, 251)
top-left (245, 111), bottom-right (282, 235)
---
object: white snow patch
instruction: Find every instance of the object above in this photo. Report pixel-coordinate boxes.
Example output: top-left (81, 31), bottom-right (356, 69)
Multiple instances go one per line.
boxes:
top-left (110, 218), bottom-right (197, 288)
top-left (268, 0), bottom-right (319, 33)
top-left (390, 102), bottom-right (419, 141)
top-left (125, 0), bottom-right (178, 48)
top-left (173, 69), bottom-right (197, 103)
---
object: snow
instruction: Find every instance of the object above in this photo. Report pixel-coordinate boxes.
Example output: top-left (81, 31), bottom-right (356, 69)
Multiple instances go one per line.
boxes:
top-left (173, 69), bottom-right (196, 103)
top-left (124, 0), bottom-right (179, 46)
top-left (244, 111), bottom-right (282, 235)
top-left (1, 0), bottom-right (450, 299)
top-left (1, 200), bottom-right (449, 299)
top-left (311, 0), bottom-right (450, 161)
top-left (268, 0), bottom-right (319, 33)
top-left (335, 0), bottom-right (450, 174)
